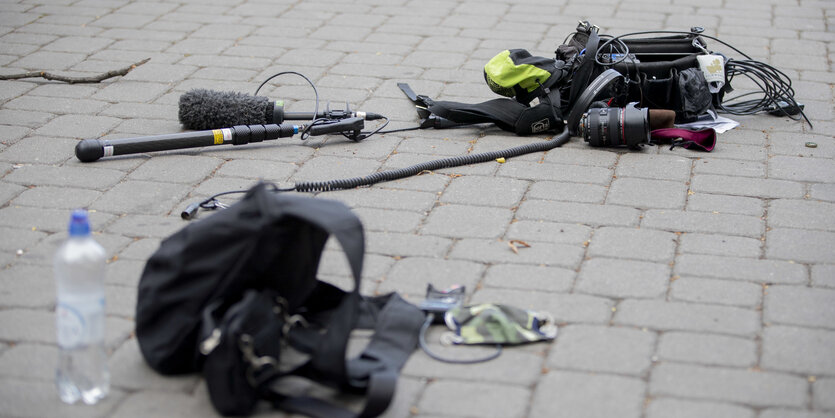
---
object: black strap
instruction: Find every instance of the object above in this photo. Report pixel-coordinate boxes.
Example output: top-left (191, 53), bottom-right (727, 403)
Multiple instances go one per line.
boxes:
top-left (397, 82), bottom-right (422, 104)
top-left (398, 82), bottom-right (527, 133)
top-left (253, 183), bottom-right (364, 386)
top-left (397, 82), bottom-right (433, 120)
top-left (253, 184), bottom-right (424, 417)
top-left (268, 393), bottom-right (360, 418)
top-left (427, 98), bottom-right (526, 132)
top-left (568, 26), bottom-right (600, 109)
top-left (350, 294), bottom-right (424, 373)
top-left (265, 374), bottom-right (393, 418)
top-left (346, 294), bottom-right (424, 410)
top-left (267, 193), bottom-right (365, 290)
top-left (262, 295), bottom-right (423, 418)
top-left (566, 69), bottom-right (624, 135)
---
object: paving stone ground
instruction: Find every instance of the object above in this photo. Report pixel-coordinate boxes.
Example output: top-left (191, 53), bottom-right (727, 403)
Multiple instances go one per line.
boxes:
top-left (1, 1), bottom-right (834, 417)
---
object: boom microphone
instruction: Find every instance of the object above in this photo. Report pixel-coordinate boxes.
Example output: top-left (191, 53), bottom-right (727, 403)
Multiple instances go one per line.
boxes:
top-left (75, 117), bottom-right (365, 162)
top-left (178, 89), bottom-right (383, 130)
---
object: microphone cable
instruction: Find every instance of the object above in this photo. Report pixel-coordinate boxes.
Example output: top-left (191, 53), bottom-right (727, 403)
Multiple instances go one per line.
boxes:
top-left (180, 70), bottom-right (623, 218)
top-left (254, 71), bottom-right (319, 140)
top-left (182, 128), bottom-right (572, 219)
top-left (181, 184), bottom-right (283, 219)
top-left (253, 71), bottom-right (390, 141)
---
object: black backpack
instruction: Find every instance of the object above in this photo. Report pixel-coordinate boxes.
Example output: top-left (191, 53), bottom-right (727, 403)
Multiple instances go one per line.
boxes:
top-left (135, 182), bottom-right (425, 417)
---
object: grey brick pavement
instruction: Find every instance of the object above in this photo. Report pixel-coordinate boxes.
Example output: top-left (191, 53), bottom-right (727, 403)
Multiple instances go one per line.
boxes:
top-left (1, 0), bottom-right (834, 417)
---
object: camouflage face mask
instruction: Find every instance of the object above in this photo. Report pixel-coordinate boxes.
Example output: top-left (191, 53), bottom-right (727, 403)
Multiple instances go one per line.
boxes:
top-left (442, 304), bottom-right (557, 345)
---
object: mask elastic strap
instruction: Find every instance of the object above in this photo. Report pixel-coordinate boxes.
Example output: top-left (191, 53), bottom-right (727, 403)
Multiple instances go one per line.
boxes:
top-left (417, 313), bottom-right (502, 364)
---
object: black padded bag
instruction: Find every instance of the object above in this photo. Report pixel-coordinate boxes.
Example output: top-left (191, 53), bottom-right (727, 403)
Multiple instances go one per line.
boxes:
top-left (559, 22), bottom-right (717, 122)
top-left (135, 182), bottom-right (349, 374)
top-left (135, 182), bottom-right (424, 417)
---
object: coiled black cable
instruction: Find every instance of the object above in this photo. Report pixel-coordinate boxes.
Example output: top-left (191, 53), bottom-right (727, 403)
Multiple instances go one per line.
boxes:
top-left (186, 129), bottom-right (571, 216)
top-left (584, 30), bottom-right (812, 128)
top-left (293, 127), bottom-right (572, 192)
top-left (718, 59), bottom-right (812, 127)
top-left (294, 70), bottom-right (620, 192)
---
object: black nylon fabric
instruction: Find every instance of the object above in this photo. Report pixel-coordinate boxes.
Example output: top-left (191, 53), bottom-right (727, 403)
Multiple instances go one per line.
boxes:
top-left (135, 182), bottom-right (425, 418)
top-left (202, 290), bottom-right (276, 416)
top-left (677, 67), bottom-right (713, 121)
top-left (426, 98), bottom-right (565, 135)
top-left (135, 182), bottom-right (363, 375)
top-left (427, 98), bottom-right (526, 131)
top-left (560, 23), bottom-right (719, 121)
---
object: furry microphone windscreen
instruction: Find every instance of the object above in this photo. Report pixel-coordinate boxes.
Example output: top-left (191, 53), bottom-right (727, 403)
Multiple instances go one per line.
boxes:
top-left (178, 89), bottom-right (271, 130)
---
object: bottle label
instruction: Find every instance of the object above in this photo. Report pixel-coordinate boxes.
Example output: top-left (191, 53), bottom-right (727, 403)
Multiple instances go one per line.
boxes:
top-left (56, 297), bottom-right (104, 349)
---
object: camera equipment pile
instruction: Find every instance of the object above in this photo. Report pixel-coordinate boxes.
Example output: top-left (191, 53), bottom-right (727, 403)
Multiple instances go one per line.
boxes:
top-left (122, 20), bottom-right (812, 418)
top-left (400, 21), bottom-right (808, 145)
top-left (165, 21), bottom-right (807, 217)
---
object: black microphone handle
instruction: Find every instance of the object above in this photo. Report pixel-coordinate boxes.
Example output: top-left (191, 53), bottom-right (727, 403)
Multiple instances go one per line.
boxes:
top-left (281, 111), bottom-right (383, 121)
top-left (76, 124), bottom-right (298, 162)
top-left (283, 111), bottom-right (325, 121)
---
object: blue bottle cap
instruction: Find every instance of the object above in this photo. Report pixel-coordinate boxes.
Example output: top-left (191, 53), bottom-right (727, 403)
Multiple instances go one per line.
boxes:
top-left (68, 209), bottom-right (91, 237)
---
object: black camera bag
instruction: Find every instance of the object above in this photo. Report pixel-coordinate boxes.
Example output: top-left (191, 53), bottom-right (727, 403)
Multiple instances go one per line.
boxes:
top-left (135, 182), bottom-right (425, 417)
top-left (558, 21), bottom-right (718, 122)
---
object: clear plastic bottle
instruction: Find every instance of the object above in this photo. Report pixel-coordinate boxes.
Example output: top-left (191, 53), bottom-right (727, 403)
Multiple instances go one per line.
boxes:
top-left (54, 209), bottom-right (110, 405)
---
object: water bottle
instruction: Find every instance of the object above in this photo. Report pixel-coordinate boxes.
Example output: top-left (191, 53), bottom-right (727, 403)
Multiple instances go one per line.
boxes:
top-left (54, 209), bottom-right (110, 404)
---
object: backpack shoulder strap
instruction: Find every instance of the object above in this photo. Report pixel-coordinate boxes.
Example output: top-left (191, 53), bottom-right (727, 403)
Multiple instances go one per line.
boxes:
top-left (269, 294), bottom-right (424, 418)
top-left (568, 25), bottom-right (601, 109)
top-left (251, 184), bottom-right (424, 417)
top-left (346, 293), bottom-right (425, 415)
top-left (253, 182), bottom-right (365, 292)
top-left (254, 184), bottom-right (364, 383)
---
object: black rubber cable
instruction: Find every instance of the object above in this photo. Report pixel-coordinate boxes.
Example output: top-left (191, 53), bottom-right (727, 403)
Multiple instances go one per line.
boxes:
top-left (294, 70), bottom-right (622, 192)
top-left (184, 70), bottom-right (617, 216)
top-left (293, 127), bottom-right (572, 192)
top-left (718, 59), bottom-right (812, 127)
top-left (253, 71), bottom-right (320, 139)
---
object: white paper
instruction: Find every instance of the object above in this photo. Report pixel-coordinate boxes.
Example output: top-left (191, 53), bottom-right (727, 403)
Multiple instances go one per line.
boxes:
top-left (676, 110), bottom-right (739, 134)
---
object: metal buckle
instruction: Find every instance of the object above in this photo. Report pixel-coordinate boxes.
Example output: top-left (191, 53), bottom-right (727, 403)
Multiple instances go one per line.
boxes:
top-left (239, 334), bottom-right (279, 387)
top-left (273, 295), bottom-right (288, 315)
top-left (282, 314), bottom-right (310, 336)
top-left (692, 38), bottom-right (710, 54)
top-left (199, 328), bottom-right (222, 355)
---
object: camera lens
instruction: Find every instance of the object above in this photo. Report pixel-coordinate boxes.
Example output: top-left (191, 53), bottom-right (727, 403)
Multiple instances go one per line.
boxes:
top-left (579, 103), bottom-right (650, 149)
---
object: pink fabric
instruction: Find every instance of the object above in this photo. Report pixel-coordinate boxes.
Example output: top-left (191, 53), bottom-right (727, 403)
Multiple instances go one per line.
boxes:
top-left (651, 128), bottom-right (716, 152)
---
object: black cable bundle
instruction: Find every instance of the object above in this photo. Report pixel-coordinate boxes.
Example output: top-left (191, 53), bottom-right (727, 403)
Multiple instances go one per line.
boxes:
top-left (578, 30), bottom-right (812, 128)
top-left (718, 59), bottom-right (811, 127)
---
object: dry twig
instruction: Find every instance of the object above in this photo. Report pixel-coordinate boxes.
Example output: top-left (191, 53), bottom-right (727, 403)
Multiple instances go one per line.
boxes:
top-left (507, 239), bottom-right (531, 254)
top-left (0, 58), bottom-right (150, 84)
